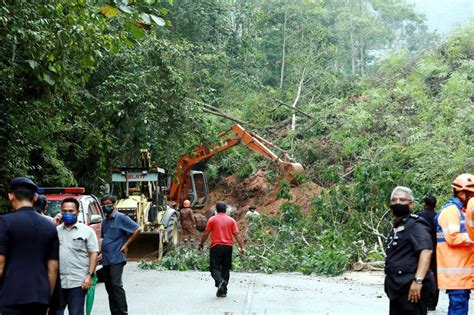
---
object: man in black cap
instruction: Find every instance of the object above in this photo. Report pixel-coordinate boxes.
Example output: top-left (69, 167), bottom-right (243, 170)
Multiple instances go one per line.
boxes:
top-left (0, 176), bottom-right (60, 315)
top-left (417, 194), bottom-right (439, 311)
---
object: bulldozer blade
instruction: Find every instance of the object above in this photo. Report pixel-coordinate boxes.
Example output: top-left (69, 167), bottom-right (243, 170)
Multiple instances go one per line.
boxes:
top-left (126, 232), bottom-right (162, 261)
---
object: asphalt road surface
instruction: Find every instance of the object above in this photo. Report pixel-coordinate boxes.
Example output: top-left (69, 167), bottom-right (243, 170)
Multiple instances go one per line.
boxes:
top-left (89, 262), bottom-right (458, 314)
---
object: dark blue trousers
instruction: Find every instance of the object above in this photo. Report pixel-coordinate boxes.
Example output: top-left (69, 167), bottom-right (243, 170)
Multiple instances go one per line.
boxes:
top-left (447, 289), bottom-right (470, 315)
top-left (56, 287), bottom-right (86, 315)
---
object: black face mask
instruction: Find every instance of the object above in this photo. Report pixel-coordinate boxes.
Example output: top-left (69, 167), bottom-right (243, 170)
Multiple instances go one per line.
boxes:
top-left (390, 204), bottom-right (410, 217)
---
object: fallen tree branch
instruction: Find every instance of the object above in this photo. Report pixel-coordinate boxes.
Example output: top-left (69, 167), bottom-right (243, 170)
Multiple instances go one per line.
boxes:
top-left (200, 108), bottom-right (249, 125)
top-left (275, 99), bottom-right (315, 119)
top-left (352, 260), bottom-right (385, 271)
top-left (302, 235), bottom-right (310, 247)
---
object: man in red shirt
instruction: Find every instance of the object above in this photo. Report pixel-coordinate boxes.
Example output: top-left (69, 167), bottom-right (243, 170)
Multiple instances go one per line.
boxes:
top-left (198, 202), bottom-right (245, 297)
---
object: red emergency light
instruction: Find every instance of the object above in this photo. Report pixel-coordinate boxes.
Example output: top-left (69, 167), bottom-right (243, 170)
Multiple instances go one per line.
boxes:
top-left (38, 187), bottom-right (85, 194)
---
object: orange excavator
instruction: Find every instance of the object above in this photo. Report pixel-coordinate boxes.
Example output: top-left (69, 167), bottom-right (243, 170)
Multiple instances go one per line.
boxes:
top-left (112, 124), bottom-right (303, 259)
top-left (167, 124), bottom-right (304, 209)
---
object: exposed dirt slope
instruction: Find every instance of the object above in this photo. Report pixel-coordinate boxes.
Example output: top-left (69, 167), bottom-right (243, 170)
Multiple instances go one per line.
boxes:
top-left (198, 169), bottom-right (322, 229)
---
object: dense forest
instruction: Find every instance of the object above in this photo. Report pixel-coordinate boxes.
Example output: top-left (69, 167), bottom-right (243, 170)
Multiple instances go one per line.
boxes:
top-left (1, 1), bottom-right (473, 274)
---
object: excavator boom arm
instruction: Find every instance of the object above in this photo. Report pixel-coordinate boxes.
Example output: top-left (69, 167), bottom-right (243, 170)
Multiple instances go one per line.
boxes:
top-left (168, 124), bottom-right (303, 206)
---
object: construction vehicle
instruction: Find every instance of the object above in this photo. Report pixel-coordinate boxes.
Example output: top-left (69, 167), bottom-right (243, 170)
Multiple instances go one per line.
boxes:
top-left (111, 150), bottom-right (178, 260)
top-left (167, 123), bottom-right (304, 208)
top-left (114, 124), bottom-right (303, 259)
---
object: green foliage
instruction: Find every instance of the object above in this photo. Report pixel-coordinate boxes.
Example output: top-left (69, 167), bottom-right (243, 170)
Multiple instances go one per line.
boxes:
top-left (141, 202), bottom-right (352, 276)
top-left (139, 246), bottom-right (209, 271)
top-left (276, 180), bottom-right (292, 200)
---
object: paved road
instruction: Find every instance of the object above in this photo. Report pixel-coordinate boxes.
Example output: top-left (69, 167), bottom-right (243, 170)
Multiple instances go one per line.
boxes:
top-left (90, 263), bottom-right (456, 314)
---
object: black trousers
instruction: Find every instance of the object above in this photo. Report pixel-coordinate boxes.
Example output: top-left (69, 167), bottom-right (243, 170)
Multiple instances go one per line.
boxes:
top-left (389, 293), bottom-right (428, 315)
top-left (210, 245), bottom-right (233, 287)
top-left (103, 262), bottom-right (128, 315)
top-left (0, 304), bottom-right (48, 315)
top-left (427, 267), bottom-right (439, 309)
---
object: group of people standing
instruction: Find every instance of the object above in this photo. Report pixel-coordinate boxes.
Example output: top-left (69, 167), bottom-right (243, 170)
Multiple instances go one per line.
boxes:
top-left (0, 177), bottom-right (141, 315)
top-left (385, 173), bottom-right (474, 315)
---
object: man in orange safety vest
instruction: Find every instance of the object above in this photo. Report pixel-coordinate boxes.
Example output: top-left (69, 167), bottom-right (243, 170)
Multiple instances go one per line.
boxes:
top-left (435, 173), bottom-right (474, 315)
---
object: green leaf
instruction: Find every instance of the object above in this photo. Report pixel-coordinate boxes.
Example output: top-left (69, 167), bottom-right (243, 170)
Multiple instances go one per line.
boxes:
top-left (150, 14), bottom-right (165, 26)
top-left (42, 73), bottom-right (55, 85)
top-left (130, 24), bottom-right (145, 39)
top-left (167, 0), bottom-right (174, 6)
top-left (27, 60), bottom-right (39, 70)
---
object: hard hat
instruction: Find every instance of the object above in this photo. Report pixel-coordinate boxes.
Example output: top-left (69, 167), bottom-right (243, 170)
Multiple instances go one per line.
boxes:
top-left (183, 200), bottom-right (191, 207)
top-left (452, 173), bottom-right (474, 192)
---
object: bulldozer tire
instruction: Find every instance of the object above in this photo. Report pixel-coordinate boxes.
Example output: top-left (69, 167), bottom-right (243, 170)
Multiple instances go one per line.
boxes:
top-left (164, 213), bottom-right (179, 254)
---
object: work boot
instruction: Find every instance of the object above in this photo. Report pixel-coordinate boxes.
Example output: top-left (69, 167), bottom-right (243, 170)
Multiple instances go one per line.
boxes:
top-left (216, 280), bottom-right (227, 297)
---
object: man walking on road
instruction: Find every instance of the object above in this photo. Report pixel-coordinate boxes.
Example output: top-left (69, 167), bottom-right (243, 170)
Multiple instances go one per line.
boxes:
top-left (384, 186), bottom-right (434, 315)
top-left (180, 199), bottom-right (196, 243)
top-left (100, 194), bottom-right (142, 315)
top-left (436, 174), bottom-right (474, 315)
top-left (198, 202), bottom-right (245, 297)
top-left (416, 194), bottom-right (439, 311)
top-left (56, 198), bottom-right (99, 315)
top-left (0, 177), bottom-right (59, 315)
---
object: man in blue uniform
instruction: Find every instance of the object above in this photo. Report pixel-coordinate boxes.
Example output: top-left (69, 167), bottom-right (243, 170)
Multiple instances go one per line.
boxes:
top-left (0, 177), bottom-right (59, 315)
top-left (384, 186), bottom-right (434, 315)
top-left (100, 194), bottom-right (141, 315)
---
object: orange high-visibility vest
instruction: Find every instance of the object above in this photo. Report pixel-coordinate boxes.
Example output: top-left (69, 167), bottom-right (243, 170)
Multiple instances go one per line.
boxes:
top-left (436, 197), bottom-right (474, 289)
top-left (465, 198), bottom-right (474, 241)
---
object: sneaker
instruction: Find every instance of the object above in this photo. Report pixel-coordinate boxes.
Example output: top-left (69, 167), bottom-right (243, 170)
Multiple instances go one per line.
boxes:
top-left (216, 280), bottom-right (227, 297)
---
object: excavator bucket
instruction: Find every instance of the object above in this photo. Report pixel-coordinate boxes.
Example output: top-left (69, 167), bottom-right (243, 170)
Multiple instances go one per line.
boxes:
top-left (279, 162), bottom-right (304, 185)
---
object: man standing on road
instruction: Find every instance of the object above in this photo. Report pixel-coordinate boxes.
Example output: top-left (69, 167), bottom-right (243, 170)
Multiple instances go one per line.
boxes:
top-left (384, 186), bottom-right (434, 315)
top-left (436, 174), bottom-right (474, 315)
top-left (198, 202), bottom-right (245, 298)
top-left (416, 194), bottom-right (439, 311)
top-left (56, 198), bottom-right (99, 315)
top-left (100, 194), bottom-right (142, 315)
top-left (180, 199), bottom-right (196, 243)
top-left (0, 177), bottom-right (59, 315)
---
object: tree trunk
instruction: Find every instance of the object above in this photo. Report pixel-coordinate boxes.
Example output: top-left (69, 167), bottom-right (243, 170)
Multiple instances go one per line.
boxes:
top-left (350, 31), bottom-right (356, 76)
top-left (360, 32), bottom-right (365, 76)
top-left (279, 5), bottom-right (287, 89)
top-left (359, 0), bottom-right (365, 76)
top-left (291, 68), bottom-right (306, 131)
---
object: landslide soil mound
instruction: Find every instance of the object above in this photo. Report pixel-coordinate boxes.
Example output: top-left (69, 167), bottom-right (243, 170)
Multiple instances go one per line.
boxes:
top-left (198, 169), bottom-right (322, 230)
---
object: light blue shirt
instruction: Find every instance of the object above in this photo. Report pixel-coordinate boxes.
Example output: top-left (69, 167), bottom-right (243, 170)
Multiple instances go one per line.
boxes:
top-left (101, 211), bottom-right (139, 266)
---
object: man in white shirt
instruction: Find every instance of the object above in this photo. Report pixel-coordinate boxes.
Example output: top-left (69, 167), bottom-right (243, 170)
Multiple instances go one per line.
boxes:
top-left (56, 197), bottom-right (98, 315)
top-left (245, 206), bottom-right (260, 220)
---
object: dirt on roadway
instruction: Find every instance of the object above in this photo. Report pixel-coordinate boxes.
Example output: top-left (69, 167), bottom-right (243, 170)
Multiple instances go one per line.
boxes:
top-left (90, 262), bottom-right (455, 314)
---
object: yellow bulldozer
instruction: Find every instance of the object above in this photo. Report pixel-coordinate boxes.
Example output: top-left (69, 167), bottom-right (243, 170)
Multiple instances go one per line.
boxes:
top-left (111, 149), bottom-right (179, 260)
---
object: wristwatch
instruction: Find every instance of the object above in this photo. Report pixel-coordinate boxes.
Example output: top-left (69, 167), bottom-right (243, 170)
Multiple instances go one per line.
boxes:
top-left (87, 271), bottom-right (95, 277)
top-left (414, 277), bottom-right (423, 284)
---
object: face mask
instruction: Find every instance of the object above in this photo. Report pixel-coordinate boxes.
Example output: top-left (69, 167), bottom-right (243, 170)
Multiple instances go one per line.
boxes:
top-left (390, 204), bottom-right (410, 217)
top-left (62, 212), bottom-right (78, 225)
top-left (102, 205), bottom-right (114, 213)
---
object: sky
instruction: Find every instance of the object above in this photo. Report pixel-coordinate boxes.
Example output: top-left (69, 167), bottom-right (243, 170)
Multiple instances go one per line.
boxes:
top-left (411, 0), bottom-right (474, 35)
